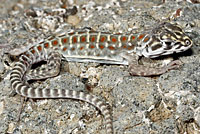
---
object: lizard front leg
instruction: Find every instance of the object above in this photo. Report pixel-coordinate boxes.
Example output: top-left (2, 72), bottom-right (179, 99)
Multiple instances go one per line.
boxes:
top-left (128, 59), bottom-right (183, 76)
top-left (123, 53), bottom-right (183, 76)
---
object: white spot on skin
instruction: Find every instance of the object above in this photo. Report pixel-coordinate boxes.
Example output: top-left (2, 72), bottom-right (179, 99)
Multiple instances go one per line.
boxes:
top-left (97, 32), bottom-right (101, 43)
top-left (105, 42), bottom-right (109, 47)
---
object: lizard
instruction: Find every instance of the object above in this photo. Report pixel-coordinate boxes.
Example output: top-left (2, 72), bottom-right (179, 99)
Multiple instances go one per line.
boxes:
top-left (10, 22), bottom-right (193, 134)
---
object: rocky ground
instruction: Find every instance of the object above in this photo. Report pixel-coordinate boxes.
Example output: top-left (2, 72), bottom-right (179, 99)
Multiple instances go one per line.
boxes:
top-left (0, 0), bottom-right (200, 134)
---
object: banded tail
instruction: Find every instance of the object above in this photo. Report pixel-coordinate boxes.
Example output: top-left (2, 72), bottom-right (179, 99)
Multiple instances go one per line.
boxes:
top-left (10, 52), bottom-right (113, 134)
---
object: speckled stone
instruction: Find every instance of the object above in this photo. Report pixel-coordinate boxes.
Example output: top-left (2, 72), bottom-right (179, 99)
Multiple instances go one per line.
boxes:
top-left (0, 0), bottom-right (200, 134)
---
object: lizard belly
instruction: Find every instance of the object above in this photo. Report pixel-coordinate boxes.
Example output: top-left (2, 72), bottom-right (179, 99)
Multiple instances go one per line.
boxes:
top-left (62, 55), bottom-right (129, 65)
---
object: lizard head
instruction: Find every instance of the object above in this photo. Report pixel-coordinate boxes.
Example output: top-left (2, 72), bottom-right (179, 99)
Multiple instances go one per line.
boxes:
top-left (140, 22), bottom-right (193, 58)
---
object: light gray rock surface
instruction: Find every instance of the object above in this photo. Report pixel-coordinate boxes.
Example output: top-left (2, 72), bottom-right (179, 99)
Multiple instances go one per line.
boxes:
top-left (0, 0), bottom-right (200, 134)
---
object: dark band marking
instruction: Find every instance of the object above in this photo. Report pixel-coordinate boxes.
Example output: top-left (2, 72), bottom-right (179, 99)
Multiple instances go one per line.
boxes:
top-left (176, 44), bottom-right (182, 49)
top-left (38, 88), bottom-right (43, 97)
top-left (15, 82), bottom-right (23, 91)
top-left (68, 90), bottom-right (73, 97)
top-left (61, 89), bottom-right (66, 96)
top-left (45, 88), bottom-right (51, 97)
top-left (10, 74), bottom-right (20, 80)
top-left (15, 83), bottom-right (22, 94)
top-left (39, 41), bottom-right (45, 44)
top-left (22, 87), bottom-right (28, 96)
top-left (89, 31), bottom-right (97, 34)
top-left (30, 88), bottom-right (36, 97)
top-left (174, 31), bottom-right (183, 36)
top-left (75, 91), bottom-right (80, 98)
top-left (53, 89), bottom-right (59, 96)
top-left (151, 44), bottom-right (162, 51)
top-left (15, 62), bottom-right (26, 72)
top-left (68, 32), bottom-right (75, 36)
top-left (47, 36), bottom-right (55, 41)
top-left (78, 31), bottom-right (85, 34)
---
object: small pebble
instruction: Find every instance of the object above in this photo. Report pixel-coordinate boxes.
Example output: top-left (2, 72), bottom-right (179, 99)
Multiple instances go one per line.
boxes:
top-left (0, 61), bottom-right (4, 74)
top-left (7, 122), bottom-right (15, 133)
top-left (0, 101), bottom-right (4, 115)
top-left (67, 15), bottom-right (81, 26)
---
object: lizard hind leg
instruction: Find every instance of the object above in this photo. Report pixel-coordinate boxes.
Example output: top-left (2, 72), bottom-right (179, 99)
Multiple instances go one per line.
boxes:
top-left (25, 52), bottom-right (62, 81)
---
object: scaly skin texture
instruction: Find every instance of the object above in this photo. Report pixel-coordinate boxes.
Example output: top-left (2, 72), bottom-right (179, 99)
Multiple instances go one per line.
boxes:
top-left (10, 22), bottom-right (192, 134)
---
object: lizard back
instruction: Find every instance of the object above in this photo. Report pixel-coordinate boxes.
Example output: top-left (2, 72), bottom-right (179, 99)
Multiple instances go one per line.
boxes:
top-left (23, 22), bottom-right (192, 65)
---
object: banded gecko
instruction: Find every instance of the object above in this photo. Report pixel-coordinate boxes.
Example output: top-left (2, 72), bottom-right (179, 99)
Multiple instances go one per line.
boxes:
top-left (10, 22), bottom-right (192, 134)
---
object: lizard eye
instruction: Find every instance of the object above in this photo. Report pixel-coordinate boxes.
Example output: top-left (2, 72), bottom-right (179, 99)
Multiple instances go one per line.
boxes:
top-left (185, 39), bottom-right (191, 46)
